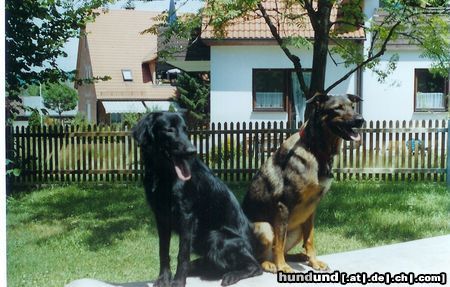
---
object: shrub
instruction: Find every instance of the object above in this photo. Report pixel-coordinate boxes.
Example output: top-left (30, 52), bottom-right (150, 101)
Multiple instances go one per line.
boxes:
top-left (28, 109), bottom-right (41, 128)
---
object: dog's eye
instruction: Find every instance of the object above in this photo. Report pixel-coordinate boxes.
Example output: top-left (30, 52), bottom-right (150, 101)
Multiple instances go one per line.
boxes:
top-left (163, 127), bottom-right (175, 133)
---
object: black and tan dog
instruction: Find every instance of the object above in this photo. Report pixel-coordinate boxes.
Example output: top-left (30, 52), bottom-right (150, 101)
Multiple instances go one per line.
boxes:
top-left (242, 93), bottom-right (364, 273)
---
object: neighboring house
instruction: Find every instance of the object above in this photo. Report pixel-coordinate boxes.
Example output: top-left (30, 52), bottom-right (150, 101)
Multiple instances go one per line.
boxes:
top-left (76, 9), bottom-right (178, 124)
top-left (14, 96), bottom-right (78, 127)
top-left (362, 3), bottom-right (449, 121)
top-left (201, 0), bottom-right (449, 123)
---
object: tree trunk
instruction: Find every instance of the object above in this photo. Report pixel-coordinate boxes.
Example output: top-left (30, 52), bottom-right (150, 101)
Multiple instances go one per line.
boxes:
top-left (303, 1), bottom-right (332, 120)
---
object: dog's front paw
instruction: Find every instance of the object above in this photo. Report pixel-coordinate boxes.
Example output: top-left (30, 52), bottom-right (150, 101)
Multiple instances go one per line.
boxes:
top-left (261, 261), bottom-right (277, 273)
top-left (154, 272), bottom-right (172, 287)
top-left (309, 258), bottom-right (329, 271)
top-left (277, 262), bottom-right (295, 273)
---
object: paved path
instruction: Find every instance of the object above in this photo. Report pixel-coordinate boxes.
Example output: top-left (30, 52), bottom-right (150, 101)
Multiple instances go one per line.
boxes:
top-left (66, 235), bottom-right (450, 287)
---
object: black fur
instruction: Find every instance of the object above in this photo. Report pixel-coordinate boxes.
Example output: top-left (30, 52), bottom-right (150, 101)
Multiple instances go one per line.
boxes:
top-left (133, 112), bottom-right (262, 287)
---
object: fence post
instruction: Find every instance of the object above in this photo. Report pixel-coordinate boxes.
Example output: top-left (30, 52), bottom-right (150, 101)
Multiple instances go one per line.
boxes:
top-left (447, 120), bottom-right (450, 188)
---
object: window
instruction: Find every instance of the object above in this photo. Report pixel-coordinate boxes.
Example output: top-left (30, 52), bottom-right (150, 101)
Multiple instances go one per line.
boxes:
top-left (414, 69), bottom-right (448, 112)
top-left (142, 63), bottom-right (152, 83)
top-left (253, 69), bottom-right (287, 111)
top-left (85, 101), bottom-right (91, 122)
top-left (110, 113), bottom-right (122, 124)
top-left (121, 69), bottom-right (133, 81)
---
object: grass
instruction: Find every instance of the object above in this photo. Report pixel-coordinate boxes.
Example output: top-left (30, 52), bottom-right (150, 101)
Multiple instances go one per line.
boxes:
top-left (7, 181), bottom-right (450, 287)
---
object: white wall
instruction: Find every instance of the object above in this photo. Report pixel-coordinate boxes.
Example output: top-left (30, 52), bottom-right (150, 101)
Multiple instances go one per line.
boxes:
top-left (210, 45), bottom-right (356, 123)
top-left (362, 50), bottom-right (448, 121)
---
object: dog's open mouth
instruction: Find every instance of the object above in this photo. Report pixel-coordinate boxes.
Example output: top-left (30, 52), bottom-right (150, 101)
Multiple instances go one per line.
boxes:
top-left (347, 127), bottom-right (361, 141)
top-left (173, 158), bottom-right (192, 181)
top-left (335, 125), bottom-right (361, 141)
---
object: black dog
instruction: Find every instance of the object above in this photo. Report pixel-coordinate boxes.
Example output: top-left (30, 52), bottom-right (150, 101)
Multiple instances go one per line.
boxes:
top-left (133, 112), bottom-right (262, 287)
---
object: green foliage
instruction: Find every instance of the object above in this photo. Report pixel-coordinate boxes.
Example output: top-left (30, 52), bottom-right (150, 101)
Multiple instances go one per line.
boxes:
top-left (28, 109), bottom-right (42, 128)
top-left (43, 116), bottom-right (57, 126)
top-left (21, 84), bottom-right (41, 97)
top-left (168, 103), bottom-right (176, 112)
top-left (5, 0), bottom-right (112, 112)
top-left (70, 112), bottom-right (90, 127)
top-left (373, 2), bottom-right (450, 78)
top-left (283, 36), bottom-right (313, 50)
top-left (42, 83), bottom-right (78, 120)
top-left (176, 72), bottom-right (210, 127)
top-left (381, 0), bottom-right (449, 7)
top-left (143, 11), bottom-right (204, 61)
top-left (146, 105), bottom-right (163, 113)
top-left (417, 16), bottom-right (450, 77)
top-left (122, 113), bottom-right (141, 127)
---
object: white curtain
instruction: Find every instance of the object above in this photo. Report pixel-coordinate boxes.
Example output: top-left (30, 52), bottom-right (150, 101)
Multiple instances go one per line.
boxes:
top-left (291, 72), bottom-right (310, 123)
top-left (255, 92), bottom-right (284, 108)
top-left (416, 92), bottom-right (445, 109)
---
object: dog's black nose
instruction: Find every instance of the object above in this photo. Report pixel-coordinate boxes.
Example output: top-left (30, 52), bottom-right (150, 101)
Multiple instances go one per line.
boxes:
top-left (354, 116), bottom-right (365, 128)
top-left (185, 146), bottom-right (197, 155)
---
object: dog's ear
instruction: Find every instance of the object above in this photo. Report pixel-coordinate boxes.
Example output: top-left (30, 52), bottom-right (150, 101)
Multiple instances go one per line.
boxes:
top-left (347, 94), bottom-right (363, 103)
top-left (132, 113), bottom-right (159, 146)
top-left (306, 92), bottom-right (329, 104)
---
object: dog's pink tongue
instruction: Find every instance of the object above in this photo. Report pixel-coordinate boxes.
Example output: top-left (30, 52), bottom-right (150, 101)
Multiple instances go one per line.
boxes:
top-left (175, 162), bottom-right (191, 181)
top-left (351, 133), bottom-right (361, 141)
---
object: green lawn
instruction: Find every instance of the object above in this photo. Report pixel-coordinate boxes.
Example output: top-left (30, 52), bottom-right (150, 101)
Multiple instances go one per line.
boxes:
top-left (7, 181), bottom-right (450, 287)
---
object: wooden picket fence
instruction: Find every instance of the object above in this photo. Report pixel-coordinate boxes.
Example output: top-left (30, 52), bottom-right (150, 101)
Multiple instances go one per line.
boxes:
top-left (6, 120), bottom-right (448, 184)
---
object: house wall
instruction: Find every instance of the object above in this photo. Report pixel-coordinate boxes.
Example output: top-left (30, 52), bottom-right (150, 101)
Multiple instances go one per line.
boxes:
top-left (210, 45), bottom-right (357, 123)
top-left (362, 49), bottom-right (448, 121)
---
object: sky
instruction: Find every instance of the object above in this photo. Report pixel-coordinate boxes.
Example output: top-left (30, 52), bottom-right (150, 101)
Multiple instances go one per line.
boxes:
top-left (56, 0), bottom-right (204, 71)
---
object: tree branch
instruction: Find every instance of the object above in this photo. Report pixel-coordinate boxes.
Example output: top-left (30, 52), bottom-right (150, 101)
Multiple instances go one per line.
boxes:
top-left (257, 2), bottom-right (309, 96)
top-left (325, 21), bottom-right (402, 94)
top-left (303, 0), bottom-right (318, 30)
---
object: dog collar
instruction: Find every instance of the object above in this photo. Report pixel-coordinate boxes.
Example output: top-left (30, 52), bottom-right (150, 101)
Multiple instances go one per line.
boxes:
top-left (299, 122), bottom-right (307, 138)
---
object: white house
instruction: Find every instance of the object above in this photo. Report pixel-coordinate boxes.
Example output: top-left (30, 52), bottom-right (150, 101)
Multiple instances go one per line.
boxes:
top-left (362, 4), bottom-right (449, 121)
top-left (201, 0), bottom-right (449, 123)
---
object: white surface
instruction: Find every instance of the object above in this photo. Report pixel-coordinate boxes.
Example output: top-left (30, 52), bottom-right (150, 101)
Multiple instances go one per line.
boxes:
top-left (65, 235), bottom-right (450, 287)
top-left (210, 45), bottom-right (356, 123)
top-left (101, 101), bottom-right (147, 113)
top-left (362, 50), bottom-right (448, 122)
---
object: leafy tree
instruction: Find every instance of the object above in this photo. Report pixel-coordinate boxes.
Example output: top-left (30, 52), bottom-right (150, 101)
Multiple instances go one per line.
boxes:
top-left (28, 110), bottom-right (42, 128)
top-left (176, 72), bottom-right (210, 127)
top-left (21, 84), bottom-right (41, 97)
top-left (5, 0), bottom-right (112, 115)
top-left (122, 113), bottom-right (142, 127)
top-left (42, 83), bottom-right (78, 124)
top-left (159, 0), bottom-right (450, 120)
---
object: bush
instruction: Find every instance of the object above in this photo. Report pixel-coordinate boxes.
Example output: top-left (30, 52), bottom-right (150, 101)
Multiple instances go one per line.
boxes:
top-left (209, 137), bottom-right (247, 165)
top-left (176, 72), bottom-right (210, 127)
top-left (70, 113), bottom-right (90, 128)
top-left (122, 113), bottom-right (141, 127)
top-left (28, 109), bottom-right (41, 128)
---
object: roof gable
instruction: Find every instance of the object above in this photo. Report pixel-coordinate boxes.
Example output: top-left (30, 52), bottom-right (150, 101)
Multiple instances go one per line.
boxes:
top-left (78, 9), bottom-right (175, 100)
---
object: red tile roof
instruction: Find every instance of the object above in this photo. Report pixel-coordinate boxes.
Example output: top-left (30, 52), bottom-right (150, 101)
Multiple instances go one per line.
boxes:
top-left (201, 0), bottom-right (365, 41)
